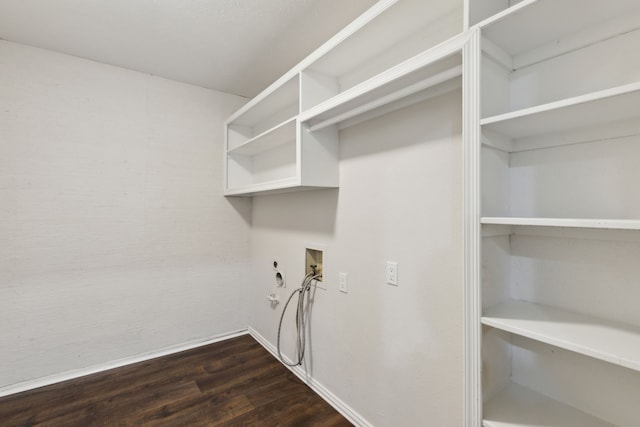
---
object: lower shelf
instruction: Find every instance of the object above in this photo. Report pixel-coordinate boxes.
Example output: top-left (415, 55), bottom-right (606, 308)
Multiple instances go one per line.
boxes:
top-left (481, 217), bottom-right (640, 230)
top-left (224, 177), bottom-right (338, 197)
top-left (224, 177), bottom-right (300, 196)
top-left (482, 300), bottom-right (640, 372)
top-left (483, 382), bottom-right (614, 427)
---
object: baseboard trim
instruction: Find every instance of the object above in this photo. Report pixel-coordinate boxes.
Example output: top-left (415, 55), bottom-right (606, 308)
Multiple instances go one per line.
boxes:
top-left (248, 326), bottom-right (374, 427)
top-left (0, 329), bottom-right (249, 398)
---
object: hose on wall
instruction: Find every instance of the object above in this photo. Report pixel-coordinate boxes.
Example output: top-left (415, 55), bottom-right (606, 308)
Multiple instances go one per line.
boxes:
top-left (276, 270), bottom-right (321, 367)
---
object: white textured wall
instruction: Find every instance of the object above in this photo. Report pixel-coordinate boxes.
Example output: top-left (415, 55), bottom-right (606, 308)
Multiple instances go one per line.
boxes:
top-left (0, 40), bottom-right (250, 389)
top-left (249, 91), bottom-right (463, 426)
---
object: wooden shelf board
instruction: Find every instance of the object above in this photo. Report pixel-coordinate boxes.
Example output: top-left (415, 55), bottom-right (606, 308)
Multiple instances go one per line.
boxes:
top-left (228, 118), bottom-right (296, 156)
top-left (483, 382), bottom-right (614, 427)
top-left (482, 300), bottom-right (640, 372)
top-left (479, 0), bottom-right (640, 57)
top-left (480, 81), bottom-right (640, 139)
top-left (481, 217), bottom-right (640, 231)
top-left (299, 33), bottom-right (466, 131)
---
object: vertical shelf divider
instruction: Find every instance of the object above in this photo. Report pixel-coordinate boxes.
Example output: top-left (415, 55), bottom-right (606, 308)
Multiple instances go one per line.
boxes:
top-left (463, 28), bottom-right (482, 427)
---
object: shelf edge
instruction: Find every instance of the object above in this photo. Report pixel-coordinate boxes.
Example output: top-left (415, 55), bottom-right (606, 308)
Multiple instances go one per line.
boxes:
top-left (483, 382), bottom-right (615, 427)
top-left (481, 217), bottom-right (640, 230)
top-left (482, 300), bottom-right (640, 372)
top-left (480, 81), bottom-right (640, 127)
top-left (472, 0), bottom-right (538, 30)
top-left (227, 117), bottom-right (297, 156)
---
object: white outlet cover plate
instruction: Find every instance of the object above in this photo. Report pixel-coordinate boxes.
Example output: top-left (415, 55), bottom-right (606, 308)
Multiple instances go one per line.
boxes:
top-left (339, 272), bottom-right (348, 293)
top-left (386, 261), bottom-right (398, 286)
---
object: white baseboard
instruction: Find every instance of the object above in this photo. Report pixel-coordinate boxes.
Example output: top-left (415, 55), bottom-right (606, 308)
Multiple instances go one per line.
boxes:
top-left (248, 326), bottom-right (374, 427)
top-left (0, 329), bottom-right (248, 398)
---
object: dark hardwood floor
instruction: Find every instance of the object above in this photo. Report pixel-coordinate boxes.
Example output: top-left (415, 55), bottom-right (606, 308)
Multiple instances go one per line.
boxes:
top-left (0, 335), bottom-right (352, 426)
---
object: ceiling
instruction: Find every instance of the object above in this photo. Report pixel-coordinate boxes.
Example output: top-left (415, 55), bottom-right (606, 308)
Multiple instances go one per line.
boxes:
top-left (0, 0), bottom-right (378, 97)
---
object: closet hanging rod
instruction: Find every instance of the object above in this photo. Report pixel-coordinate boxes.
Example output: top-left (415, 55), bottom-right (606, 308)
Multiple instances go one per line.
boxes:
top-left (305, 64), bottom-right (462, 132)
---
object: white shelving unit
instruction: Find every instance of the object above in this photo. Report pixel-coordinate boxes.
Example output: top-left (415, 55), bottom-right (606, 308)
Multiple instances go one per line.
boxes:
top-left (223, 0), bottom-right (464, 196)
top-left (223, 1), bottom-right (640, 424)
top-left (479, 0), bottom-right (640, 119)
top-left (479, 0), bottom-right (640, 69)
top-left (224, 74), bottom-right (305, 195)
top-left (467, 1), bottom-right (640, 426)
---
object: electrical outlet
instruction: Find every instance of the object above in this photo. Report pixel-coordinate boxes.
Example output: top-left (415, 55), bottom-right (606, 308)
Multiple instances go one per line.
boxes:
top-left (339, 272), bottom-right (348, 293)
top-left (386, 261), bottom-right (398, 286)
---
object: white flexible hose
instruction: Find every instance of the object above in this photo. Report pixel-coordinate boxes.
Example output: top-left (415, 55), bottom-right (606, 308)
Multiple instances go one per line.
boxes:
top-left (276, 271), bottom-right (321, 366)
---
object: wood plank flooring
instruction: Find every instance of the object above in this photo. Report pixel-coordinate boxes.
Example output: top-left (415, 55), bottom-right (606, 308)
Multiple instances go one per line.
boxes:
top-left (0, 334), bottom-right (352, 426)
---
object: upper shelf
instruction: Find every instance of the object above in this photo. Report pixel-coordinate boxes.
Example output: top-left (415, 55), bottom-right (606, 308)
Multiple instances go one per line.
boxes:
top-left (227, 118), bottom-right (296, 157)
top-left (301, 0), bottom-right (462, 106)
top-left (480, 81), bottom-right (640, 139)
top-left (478, 0), bottom-right (640, 62)
top-left (483, 382), bottom-right (614, 427)
top-left (223, 0), bottom-right (463, 197)
top-left (482, 300), bottom-right (640, 373)
top-left (481, 217), bottom-right (640, 230)
top-left (226, 74), bottom-right (299, 131)
top-left (299, 33), bottom-right (466, 131)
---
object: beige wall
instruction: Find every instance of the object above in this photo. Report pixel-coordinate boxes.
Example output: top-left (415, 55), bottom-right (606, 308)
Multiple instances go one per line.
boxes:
top-left (0, 40), bottom-right (251, 389)
top-left (249, 91), bottom-right (464, 426)
top-left (0, 38), bottom-right (465, 426)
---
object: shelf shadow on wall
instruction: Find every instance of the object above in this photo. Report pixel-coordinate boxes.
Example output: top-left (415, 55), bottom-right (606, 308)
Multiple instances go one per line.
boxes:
top-left (339, 89), bottom-right (461, 160)
top-left (251, 188), bottom-right (339, 234)
top-left (224, 195), bottom-right (252, 226)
